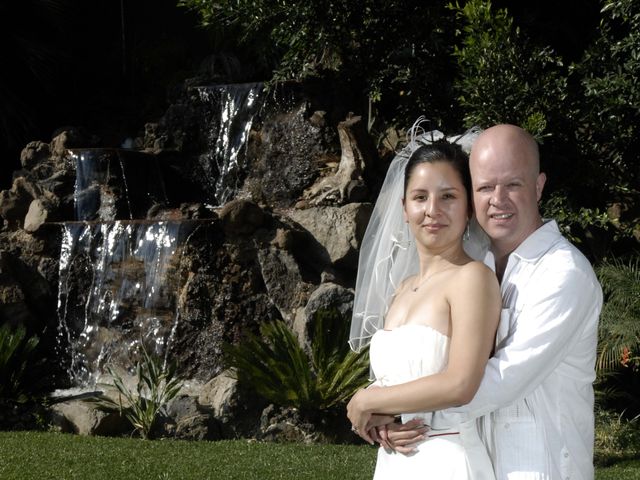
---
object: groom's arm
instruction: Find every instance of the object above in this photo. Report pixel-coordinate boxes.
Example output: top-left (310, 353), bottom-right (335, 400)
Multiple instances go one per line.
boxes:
top-left (454, 261), bottom-right (601, 419)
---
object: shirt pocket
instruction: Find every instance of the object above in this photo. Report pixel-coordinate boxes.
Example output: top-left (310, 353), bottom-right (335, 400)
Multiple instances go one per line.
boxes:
top-left (494, 418), bottom-right (550, 479)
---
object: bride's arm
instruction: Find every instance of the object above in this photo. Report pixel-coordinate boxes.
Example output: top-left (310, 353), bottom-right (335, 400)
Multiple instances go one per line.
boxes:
top-left (347, 262), bottom-right (500, 441)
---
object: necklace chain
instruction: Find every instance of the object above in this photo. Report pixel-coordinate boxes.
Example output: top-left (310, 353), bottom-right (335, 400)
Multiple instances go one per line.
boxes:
top-left (412, 265), bottom-right (456, 292)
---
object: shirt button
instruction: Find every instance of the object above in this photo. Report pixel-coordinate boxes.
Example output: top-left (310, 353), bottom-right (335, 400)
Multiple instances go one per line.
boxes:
top-left (564, 452), bottom-right (569, 458)
top-left (504, 423), bottom-right (510, 429)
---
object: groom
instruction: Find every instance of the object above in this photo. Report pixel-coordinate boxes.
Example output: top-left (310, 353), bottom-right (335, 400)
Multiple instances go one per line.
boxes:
top-left (375, 124), bottom-right (602, 479)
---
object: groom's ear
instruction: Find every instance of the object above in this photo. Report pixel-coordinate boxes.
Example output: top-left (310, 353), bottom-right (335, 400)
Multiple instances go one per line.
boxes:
top-left (536, 172), bottom-right (546, 201)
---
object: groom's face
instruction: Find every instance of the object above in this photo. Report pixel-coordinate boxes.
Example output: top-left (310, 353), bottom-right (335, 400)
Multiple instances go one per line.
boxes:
top-left (469, 127), bottom-right (546, 256)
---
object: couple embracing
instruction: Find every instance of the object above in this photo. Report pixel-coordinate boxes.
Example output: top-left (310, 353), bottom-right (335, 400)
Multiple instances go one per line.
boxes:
top-left (347, 122), bottom-right (602, 480)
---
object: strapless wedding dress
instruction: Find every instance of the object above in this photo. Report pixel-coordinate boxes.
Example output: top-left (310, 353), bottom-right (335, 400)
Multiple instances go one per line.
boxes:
top-left (369, 324), bottom-right (495, 480)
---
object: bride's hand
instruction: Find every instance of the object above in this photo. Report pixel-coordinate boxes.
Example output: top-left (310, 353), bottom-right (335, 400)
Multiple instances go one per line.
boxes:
top-left (346, 388), bottom-right (375, 444)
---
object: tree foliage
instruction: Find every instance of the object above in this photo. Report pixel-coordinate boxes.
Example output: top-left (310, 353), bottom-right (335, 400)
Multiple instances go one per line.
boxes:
top-left (450, 0), bottom-right (567, 139)
top-left (178, 0), bottom-right (462, 129)
top-left (571, 0), bottom-right (640, 245)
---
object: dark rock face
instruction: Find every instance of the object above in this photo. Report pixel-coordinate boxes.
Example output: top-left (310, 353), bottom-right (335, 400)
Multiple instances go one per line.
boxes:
top-left (246, 103), bottom-right (339, 207)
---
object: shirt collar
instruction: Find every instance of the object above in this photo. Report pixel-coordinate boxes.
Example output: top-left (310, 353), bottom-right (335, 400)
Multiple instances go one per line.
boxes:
top-left (509, 219), bottom-right (562, 263)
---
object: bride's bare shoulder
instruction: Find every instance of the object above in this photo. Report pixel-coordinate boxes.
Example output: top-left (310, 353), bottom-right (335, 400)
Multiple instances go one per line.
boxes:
top-left (454, 260), bottom-right (497, 285)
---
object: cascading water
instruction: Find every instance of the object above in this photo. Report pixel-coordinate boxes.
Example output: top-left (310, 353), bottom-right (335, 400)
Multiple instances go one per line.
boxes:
top-left (195, 82), bottom-right (263, 205)
top-left (56, 220), bottom-right (195, 386)
top-left (71, 149), bottom-right (168, 221)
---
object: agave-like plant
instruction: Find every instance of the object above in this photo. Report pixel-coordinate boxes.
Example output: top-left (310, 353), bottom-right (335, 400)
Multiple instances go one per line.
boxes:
top-left (88, 345), bottom-right (183, 439)
top-left (224, 309), bottom-right (369, 413)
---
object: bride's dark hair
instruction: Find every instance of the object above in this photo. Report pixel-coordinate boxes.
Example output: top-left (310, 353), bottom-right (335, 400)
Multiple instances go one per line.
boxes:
top-left (403, 142), bottom-right (472, 207)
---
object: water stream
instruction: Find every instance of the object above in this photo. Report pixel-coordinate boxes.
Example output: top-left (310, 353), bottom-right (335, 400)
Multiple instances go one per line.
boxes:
top-left (195, 82), bottom-right (263, 204)
top-left (56, 220), bottom-right (198, 386)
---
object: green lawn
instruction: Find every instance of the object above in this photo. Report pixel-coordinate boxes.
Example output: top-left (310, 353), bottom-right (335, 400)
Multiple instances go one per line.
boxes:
top-left (0, 431), bottom-right (637, 480)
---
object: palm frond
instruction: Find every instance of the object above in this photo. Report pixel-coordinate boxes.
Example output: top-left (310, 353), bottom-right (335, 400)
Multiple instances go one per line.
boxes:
top-left (596, 255), bottom-right (640, 372)
top-left (224, 308), bottom-right (370, 413)
top-left (0, 323), bottom-right (39, 400)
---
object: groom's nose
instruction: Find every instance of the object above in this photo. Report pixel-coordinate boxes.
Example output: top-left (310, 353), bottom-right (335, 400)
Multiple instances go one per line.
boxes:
top-left (490, 185), bottom-right (508, 207)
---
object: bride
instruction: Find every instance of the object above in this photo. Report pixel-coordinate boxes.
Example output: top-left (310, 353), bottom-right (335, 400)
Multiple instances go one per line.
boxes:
top-left (347, 123), bottom-right (500, 479)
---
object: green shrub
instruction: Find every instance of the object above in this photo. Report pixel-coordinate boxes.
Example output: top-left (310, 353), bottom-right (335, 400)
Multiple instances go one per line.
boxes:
top-left (595, 407), bottom-right (640, 466)
top-left (224, 309), bottom-right (369, 414)
top-left (87, 346), bottom-right (183, 439)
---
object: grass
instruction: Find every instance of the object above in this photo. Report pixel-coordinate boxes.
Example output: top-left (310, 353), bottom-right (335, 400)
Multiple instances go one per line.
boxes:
top-left (0, 431), bottom-right (638, 479)
top-left (597, 459), bottom-right (640, 480)
top-left (0, 431), bottom-right (376, 480)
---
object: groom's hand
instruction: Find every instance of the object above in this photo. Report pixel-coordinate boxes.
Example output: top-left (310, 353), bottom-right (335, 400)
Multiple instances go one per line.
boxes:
top-left (377, 418), bottom-right (428, 454)
top-left (365, 414), bottom-right (395, 444)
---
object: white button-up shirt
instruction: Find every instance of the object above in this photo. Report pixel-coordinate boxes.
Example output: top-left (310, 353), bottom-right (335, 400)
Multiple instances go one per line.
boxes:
top-left (452, 220), bottom-right (602, 480)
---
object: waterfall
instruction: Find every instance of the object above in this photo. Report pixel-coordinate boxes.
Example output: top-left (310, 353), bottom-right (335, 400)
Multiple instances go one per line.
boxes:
top-left (71, 149), bottom-right (168, 221)
top-left (56, 220), bottom-right (194, 386)
top-left (195, 82), bottom-right (263, 205)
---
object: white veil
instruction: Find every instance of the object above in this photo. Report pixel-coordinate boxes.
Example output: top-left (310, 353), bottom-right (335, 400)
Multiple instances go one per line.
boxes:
top-left (348, 118), bottom-right (488, 353)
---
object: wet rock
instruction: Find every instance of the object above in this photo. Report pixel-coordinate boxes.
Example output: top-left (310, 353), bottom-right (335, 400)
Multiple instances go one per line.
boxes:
top-left (219, 199), bottom-right (266, 236)
top-left (198, 369), bottom-right (264, 439)
top-left (257, 246), bottom-right (309, 323)
top-left (0, 177), bottom-right (40, 224)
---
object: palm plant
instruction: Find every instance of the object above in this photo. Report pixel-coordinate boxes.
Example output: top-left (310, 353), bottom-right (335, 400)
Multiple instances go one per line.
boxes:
top-left (224, 309), bottom-right (369, 414)
top-left (0, 323), bottom-right (39, 401)
top-left (594, 255), bottom-right (640, 416)
top-left (310, 309), bottom-right (371, 409)
top-left (595, 256), bottom-right (640, 372)
top-left (88, 345), bottom-right (183, 439)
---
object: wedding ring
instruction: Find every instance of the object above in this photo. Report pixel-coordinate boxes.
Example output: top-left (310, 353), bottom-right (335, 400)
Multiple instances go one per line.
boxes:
top-left (351, 425), bottom-right (358, 433)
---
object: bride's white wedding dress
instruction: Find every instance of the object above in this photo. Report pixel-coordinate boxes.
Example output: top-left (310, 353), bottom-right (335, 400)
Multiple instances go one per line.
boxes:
top-left (369, 324), bottom-right (495, 480)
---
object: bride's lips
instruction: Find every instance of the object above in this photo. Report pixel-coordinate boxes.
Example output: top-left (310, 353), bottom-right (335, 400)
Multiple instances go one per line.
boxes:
top-left (422, 223), bottom-right (446, 231)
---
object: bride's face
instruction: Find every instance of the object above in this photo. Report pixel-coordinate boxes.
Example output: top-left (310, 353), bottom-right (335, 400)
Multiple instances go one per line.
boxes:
top-left (402, 161), bottom-right (469, 251)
